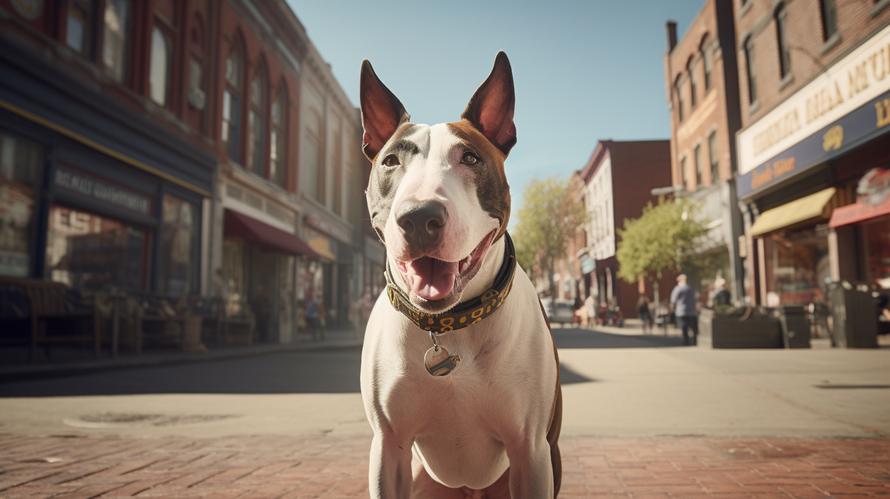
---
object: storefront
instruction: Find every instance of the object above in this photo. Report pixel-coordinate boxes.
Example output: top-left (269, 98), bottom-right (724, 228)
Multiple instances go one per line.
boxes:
top-left (736, 25), bottom-right (890, 306)
top-left (1, 46), bottom-right (214, 294)
top-left (302, 210), bottom-right (354, 328)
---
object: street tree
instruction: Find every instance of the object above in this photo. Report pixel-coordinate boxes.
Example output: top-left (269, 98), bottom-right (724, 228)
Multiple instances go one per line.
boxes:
top-left (616, 198), bottom-right (709, 298)
top-left (513, 177), bottom-right (588, 298)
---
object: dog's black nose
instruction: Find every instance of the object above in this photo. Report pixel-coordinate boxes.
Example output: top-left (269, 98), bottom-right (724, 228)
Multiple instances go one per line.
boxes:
top-left (396, 200), bottom-right (447, 250)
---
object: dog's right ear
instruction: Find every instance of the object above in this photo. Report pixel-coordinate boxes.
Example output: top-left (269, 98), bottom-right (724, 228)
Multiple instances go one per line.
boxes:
top-left (360, 60), bottom-right (409, 161)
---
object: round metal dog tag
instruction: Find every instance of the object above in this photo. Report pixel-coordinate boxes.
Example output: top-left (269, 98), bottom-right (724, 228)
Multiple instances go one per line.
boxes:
top-left (424, 345), bottom-right (461, 376)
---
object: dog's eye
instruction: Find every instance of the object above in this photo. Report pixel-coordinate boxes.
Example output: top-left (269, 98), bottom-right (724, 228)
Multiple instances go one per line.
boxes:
top-left (381, 154), bottom-right (400, 167)
top-left (460, 151), bottom-right (480, 166)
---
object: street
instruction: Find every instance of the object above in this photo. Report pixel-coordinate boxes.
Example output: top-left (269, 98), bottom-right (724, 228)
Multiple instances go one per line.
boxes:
top-left (0, 328), bottom-right (889, 497)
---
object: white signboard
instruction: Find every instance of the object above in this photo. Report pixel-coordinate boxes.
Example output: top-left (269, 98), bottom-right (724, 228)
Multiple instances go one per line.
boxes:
top-left (738, 25), bottom-right (890, 175)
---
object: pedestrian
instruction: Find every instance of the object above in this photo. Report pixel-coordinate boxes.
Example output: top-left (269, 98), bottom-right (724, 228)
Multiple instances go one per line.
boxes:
top-left (584, 294), bottom-right (596, 328)
top-left (670, 274), bottom-right (699, 346)
top-left (637, 295), bottom-right (653, 333)
top-left (305, 295), bottom-right (321, 342)
top-left (711, 277), bottom-right (731, 308)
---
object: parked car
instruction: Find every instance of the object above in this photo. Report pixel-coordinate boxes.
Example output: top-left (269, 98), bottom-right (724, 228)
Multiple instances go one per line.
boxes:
top-left (541, 298), bottom-right (576, 327)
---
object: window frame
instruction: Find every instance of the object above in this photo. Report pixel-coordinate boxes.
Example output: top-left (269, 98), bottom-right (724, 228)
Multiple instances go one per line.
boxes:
top-left (100, 0), bottom-right (131, 83)
top-left (246, 61), bottom-right (268, 175)
top-left (148, 23), bottom-right (173, 108)
top-left (819, 0), bottom-right (838, 42)
top-left (674, 76), bottom-right (685, 123)
top-left (743, 35), bottom-right (757, 105)
top-left (700, 35), bottom-right (712, 91)
top-left (694, 143), bottom-right (703, 188)
top-left (687, 57), bottom-right (697, 110)
top-left (774, 4), bottom-right (792, 80)
top-left (708, 130), bottom-right (719, 183)
top-left (222, 37), bottom-right (245, 163)
top-left (269, 84), bottom-right (288, 188)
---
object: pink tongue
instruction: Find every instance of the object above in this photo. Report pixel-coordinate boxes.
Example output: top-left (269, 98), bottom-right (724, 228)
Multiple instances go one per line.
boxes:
top-left (406, 257), bottom-right (458, 301)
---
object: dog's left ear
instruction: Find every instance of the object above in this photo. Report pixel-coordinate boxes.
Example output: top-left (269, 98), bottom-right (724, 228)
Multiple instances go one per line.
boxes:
top-left (462, 51), bottom-right (516, 156)
top-left (360, 60), bottom-right (410, 161)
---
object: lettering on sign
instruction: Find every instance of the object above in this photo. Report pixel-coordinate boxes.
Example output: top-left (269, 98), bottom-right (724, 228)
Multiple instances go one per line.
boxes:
top-left (751, 157), bottom-right (797, 190)
top-left (877, 98), bottom-right (890, 127)
top-left (822, 125), bottom-right (844, 152)
top-left (739, 26), bottom-right (890, 174)
top-left (54, 168), bottom-right (150, 215)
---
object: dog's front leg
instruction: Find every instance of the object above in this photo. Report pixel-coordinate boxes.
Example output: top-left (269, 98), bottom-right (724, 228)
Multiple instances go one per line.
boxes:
top-left (507, 437), bottom-right (554, 499)
top-left (368, 431), bottom-right (413, 499)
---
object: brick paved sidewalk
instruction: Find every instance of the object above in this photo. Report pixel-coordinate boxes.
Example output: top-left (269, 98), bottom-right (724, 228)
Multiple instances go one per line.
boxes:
top-left (0, 434), bottom-right (888, 498)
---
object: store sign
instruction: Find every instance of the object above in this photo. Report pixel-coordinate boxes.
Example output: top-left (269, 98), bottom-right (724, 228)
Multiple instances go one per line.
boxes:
top-left (737, 25), bottom-right (890, 176)
top-left (54, 167), bottom-right (150, 215)
top-left (737, 90), bottom-right (890, 199)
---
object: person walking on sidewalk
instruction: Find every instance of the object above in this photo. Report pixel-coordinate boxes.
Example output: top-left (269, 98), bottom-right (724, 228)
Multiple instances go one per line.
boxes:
top-left (670, 274), bottom-right (699, 346)
top-left (637, 295), bottom-right (654, 333)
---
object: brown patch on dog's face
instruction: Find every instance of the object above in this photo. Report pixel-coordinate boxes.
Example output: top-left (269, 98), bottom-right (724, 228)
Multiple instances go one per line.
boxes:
top-left (447, 120), bottom-right (511, 239)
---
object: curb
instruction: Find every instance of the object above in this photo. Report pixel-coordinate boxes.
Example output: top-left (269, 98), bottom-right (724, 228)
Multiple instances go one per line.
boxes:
top-left (0, 338), bottom-right (363, 384)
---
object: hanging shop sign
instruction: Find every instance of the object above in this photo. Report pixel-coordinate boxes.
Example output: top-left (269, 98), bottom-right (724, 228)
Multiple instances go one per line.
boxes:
top-left (737, 90), bottom-right (890, 199)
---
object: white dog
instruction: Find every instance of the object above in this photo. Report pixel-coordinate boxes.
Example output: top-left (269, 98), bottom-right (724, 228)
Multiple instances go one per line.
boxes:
top-left (359, 52), bottom-right (562, 499)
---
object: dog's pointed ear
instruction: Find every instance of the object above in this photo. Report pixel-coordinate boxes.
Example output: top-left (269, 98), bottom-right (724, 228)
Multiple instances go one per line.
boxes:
top-left (360, 60), bottom-right (409, 161)
top-left (462, 52), bottom-right (516, 156)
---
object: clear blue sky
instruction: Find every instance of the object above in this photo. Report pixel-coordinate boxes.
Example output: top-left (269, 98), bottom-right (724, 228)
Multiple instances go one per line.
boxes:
top-left (288, 0), bottom-right (703, 202)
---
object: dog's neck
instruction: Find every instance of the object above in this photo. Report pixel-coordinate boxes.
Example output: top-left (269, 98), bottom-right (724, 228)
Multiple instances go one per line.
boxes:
top-left (386, 235), bottom-right (507, 312)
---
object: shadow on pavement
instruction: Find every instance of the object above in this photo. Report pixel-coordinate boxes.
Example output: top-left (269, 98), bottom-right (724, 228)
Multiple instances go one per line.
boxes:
top-left (553, 327), bottom-right (686, 349)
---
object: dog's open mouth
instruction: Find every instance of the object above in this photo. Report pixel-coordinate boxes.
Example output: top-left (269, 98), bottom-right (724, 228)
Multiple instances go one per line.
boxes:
top-left (395, 230), bottom-right (497, 304)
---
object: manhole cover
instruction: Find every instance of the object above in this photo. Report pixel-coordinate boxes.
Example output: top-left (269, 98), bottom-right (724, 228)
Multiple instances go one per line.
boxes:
top-left (64, 412), bottom-right (238, 428)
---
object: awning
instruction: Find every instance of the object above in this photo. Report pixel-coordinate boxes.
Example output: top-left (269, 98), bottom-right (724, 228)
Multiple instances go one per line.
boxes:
top-left (749, 187), bottom-right (836, 237)
top-left (307, 236), bottom-right (336, 261)
top-left (224, 209), bottom-right (318, 257)
top-left (829, 195), bottom-right (890, 228)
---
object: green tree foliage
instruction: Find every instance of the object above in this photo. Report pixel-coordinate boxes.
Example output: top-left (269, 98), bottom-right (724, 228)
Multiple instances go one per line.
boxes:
top-left (616, 198), bottom-right (709, 285)
top-left (513, 178), bottom-right (588, 297)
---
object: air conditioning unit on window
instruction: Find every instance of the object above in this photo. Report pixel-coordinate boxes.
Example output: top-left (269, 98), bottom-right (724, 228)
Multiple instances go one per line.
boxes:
top-left (188, 86), bottom-right (206, 110)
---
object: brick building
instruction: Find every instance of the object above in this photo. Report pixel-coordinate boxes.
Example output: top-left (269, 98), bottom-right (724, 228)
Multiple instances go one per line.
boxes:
top-left (733, 0), bottom-right (890, 307)
top-left (664, 0), bottom-right (746, 303)
top-left (0, 0), bottom-right (376, 348)
top-left (575, 140), bottom-right (676, 319)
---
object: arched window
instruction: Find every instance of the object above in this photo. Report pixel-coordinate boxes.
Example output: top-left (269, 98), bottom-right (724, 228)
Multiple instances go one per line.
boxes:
top-left (149, 26), bottom-right (171, 106)
top-left (222, 36), bottom-right (244, 161)
top-left (700, 35), bottom-right (712, 91)
top-left (674, 75), bottom-right (684, 122)
top-left (247, 61), bottom-right (267, 174)
top-left (774, 3), bottom-right (791, 79)
top-left (269, 84), bottom-right (288, 187)
top-left (743, 35), bottom-right (757, 104)
top-left (687, 57), bottom-right (697, 110)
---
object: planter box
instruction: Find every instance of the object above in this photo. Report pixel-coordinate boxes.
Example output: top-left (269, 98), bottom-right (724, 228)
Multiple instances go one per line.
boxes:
top-left (700, 309), bottom-right (783, 349)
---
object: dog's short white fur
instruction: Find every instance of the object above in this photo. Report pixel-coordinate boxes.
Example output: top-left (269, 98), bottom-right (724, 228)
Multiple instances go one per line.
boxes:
top-left (359, 52), bottom-right (561, 499)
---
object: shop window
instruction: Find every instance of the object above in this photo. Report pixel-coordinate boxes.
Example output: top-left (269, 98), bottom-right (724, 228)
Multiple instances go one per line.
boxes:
top-left (694, 144), bottom-right (703, 188)
top-left (674, 76), bottom-right (684, 122)
top-left (0, 132), bottom-right (42, 277)
top-left (223, 38), bottom-right (244, 163)
top-left (765, 229), bottom-right (829, 306)
top-left (708, 131), bottom-right (719, 183)
top-left (864, 217), bottom-right (890, 288)
top-left (149, 26), bottom-right (172, 107)
top-left (46, 205), bottom-right (148, 291)
top-left (819, 0), bottom-right (838, 41)
top-left (66, 0), bottom-right (94, 56)
top-left (700, 35), bottom-right (712, 91)
top-left (269, 86), bottom-right (287, 187)
top-left (743, 35), bottom-right (757, 105)
top-left (687, 57), bottom-right (697, 109)
top-left (247, 62), bottom-right (267, 174)
top-left (101, 0), bottom-right (130, 83)
top-left (774, 4), bottom-right (792, 80)
top-left (157, 195), bottom-right (197, 296)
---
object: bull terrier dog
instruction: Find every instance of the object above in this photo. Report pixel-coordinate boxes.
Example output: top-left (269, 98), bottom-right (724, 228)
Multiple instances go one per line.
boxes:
top-left (359, 52), bottom-right (562, 499)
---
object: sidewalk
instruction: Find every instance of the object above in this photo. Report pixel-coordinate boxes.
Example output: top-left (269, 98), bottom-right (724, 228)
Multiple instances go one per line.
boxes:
top-left (0, 433), bottom-right (888, 498)
top-left (0, 328), bottom-right (362, 383)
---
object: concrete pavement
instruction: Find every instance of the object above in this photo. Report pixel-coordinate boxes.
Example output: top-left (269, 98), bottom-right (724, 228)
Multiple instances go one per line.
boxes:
top-left (0, 327), bottom-right (888, 497)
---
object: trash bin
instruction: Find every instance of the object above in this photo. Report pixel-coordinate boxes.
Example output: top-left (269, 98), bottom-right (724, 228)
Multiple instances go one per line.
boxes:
top-left (774, 305), bottom-right (811, 349)
top-left (830, 283), bottom-right (878, 348)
